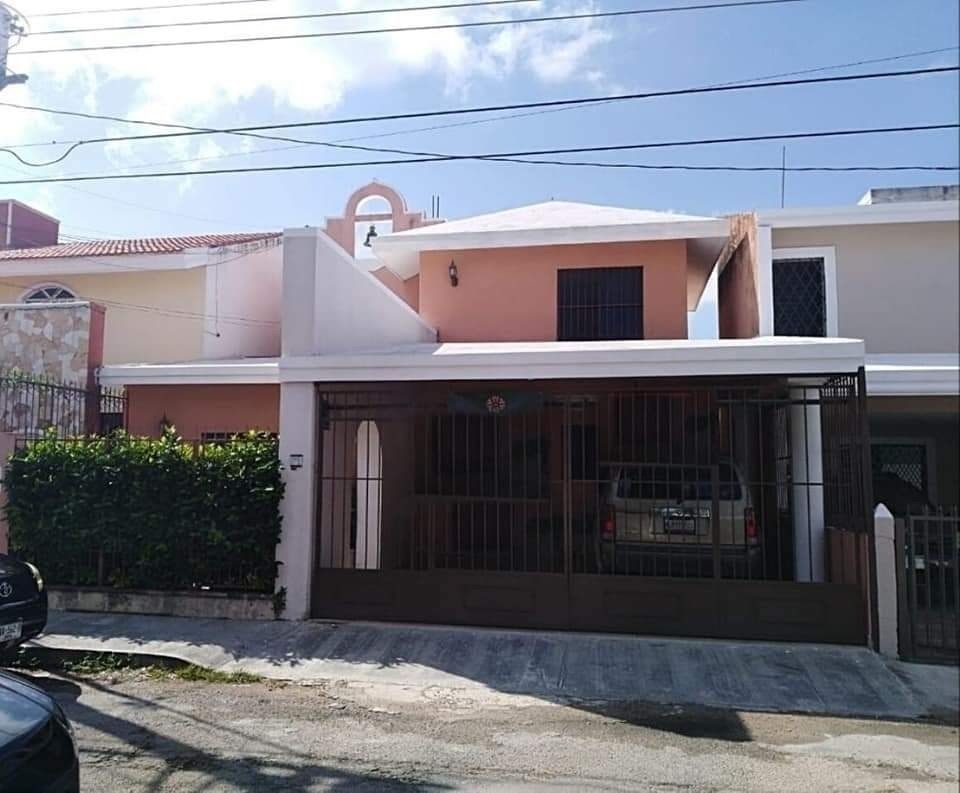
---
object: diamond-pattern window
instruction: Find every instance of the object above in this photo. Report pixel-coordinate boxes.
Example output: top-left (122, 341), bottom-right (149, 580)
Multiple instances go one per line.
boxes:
top-left (773, 258), bottom-right (826, 337)
top-left (872, 443), bottom-right (928, 495)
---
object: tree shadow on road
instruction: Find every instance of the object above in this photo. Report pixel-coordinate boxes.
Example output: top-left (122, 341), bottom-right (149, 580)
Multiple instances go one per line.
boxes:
top-left (23, 671), bottom-right (453, 793)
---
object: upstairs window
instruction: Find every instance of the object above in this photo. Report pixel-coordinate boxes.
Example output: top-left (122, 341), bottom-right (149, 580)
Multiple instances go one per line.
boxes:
top-left (772, 257), bottom-right (826, 337)
top-left (557, 267), bottom-right (644, 341)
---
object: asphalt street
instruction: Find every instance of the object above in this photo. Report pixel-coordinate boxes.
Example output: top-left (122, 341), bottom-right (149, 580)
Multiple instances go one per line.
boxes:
top-left (17, 668), bottom-right (960, 792)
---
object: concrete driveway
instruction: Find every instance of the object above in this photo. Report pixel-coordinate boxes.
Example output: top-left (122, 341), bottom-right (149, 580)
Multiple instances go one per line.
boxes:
top-left (30, 610), bottom-right (958, 723)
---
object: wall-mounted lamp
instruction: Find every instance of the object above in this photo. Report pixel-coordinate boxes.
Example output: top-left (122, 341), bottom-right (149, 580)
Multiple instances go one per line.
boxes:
top-left (448, 259), bottom-right (459, 287)
top-left (363, 225), bottom-right (378, 247)
top-left (288, 453), bottom-right (304, 471)
top-left (159, 413), bottom-right (172, 433)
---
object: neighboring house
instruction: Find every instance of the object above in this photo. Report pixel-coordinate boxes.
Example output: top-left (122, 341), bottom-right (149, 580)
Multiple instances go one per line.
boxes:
top-left (103, 189), bottom-right (874, 649)
top-left (737, 185), bottom-right (959, 515)
top-left (0, 200), bottom-right (282, 368)
top-left (1, 199), bottom-right (59, 250)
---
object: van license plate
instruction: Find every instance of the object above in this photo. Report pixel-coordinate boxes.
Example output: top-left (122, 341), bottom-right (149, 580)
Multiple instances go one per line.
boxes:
top-left (663, 517), bottom-right (697, 535)
top-left (0, 621), bottom-right (22, 642)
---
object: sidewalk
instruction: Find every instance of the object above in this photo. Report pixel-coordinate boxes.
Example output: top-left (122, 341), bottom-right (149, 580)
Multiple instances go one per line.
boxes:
top-left (30, 610), bottom-right (958, 722)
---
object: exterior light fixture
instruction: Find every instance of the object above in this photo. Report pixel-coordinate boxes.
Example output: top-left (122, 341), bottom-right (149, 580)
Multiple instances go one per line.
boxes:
top-left (159, 413), bottom-right (172, 433)
top-left (363, 225), bottom-right (378, 247)
top-left (449, 260), bottom-right (459, 287)
top-left (289, 453), bottom-right (304, 471)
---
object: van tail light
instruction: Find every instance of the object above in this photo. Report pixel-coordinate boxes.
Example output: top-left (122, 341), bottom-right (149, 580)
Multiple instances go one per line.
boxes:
top-left (744, 507), bottom-right (758, 544)
top-left (601, 507), bottom-right (615, 540)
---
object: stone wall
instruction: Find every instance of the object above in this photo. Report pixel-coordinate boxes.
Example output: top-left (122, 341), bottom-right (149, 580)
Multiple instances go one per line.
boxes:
top-left (0, 301), bottom-right (104, 383)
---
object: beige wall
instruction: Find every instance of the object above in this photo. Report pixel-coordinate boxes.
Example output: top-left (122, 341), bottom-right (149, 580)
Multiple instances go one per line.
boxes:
top-left (772, 221), bottom-right (959, 353)
top-left (0, 269), bottom-right (206, 364)
top-left (418, 240), bottom-right (690, 342)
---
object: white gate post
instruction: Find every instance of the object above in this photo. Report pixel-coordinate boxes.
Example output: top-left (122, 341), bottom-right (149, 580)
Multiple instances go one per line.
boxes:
top-left (874, 503), bottom-right (899, 657)
top-left (790, 385), bottom-right (825, 582)
top-left (276, 228), bottom-right (319, 619)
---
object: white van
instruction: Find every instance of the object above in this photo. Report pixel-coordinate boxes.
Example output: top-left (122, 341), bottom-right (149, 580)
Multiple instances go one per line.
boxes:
top-left (598, 461), bottom-right (761, 577)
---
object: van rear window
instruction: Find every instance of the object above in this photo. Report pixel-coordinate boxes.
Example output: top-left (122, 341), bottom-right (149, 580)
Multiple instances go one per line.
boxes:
top-left (617, 464), bottom-right (742, 500)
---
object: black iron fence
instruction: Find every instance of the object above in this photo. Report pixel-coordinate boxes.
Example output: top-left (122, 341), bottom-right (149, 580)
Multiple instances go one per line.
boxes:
top-left (0, 368), bottom-right (125, 438)
top-left (897, 506), bottom-right (959, 664)
top-left (315, 375), bottom-right (870, 584)
top-left (311, 375), bottom-right (872, 641)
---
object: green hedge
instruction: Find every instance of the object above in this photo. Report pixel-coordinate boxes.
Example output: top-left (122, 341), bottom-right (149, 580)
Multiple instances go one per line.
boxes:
top-left (4, 429), bottom-right (284, 593)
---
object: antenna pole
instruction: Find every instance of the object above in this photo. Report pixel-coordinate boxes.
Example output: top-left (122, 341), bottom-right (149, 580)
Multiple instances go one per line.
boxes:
top-left (780, 145), bottom-right (787, 208)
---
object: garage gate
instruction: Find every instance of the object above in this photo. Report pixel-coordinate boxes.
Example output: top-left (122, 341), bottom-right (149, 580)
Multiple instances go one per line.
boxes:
top-left (311, 375), bottom-right (872, 644)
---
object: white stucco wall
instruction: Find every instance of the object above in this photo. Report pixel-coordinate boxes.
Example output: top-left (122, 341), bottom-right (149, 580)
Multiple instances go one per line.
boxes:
top-left (201, 242), bottom-right (282, 359)
top-left (280, 227), bottom-right (435, 357)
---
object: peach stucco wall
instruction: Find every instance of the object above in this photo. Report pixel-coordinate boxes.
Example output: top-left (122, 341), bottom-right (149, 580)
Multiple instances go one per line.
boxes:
top-left (126, 384), bottom-right (280, 440)
top-left (418, 240), bottom-right (689, 342)
top-left (371, 268), bottom-right (420, 312)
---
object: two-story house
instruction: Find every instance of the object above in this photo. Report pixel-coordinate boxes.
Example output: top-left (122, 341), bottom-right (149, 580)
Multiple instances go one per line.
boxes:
top-left (103, 185), bottom-right (874, 647)
top-left (0, 199), bottom-right (283, 369)
top-left (726, 185), bottom-right (958, 515)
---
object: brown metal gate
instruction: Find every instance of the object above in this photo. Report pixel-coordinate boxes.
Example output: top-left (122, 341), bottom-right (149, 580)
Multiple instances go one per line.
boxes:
top-left (897, 507), bottom-right (959, 664)
top-left (312, 376), bottom-right (870, 644)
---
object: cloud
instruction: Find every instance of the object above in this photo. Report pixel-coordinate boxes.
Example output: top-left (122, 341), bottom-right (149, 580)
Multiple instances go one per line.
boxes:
top-left (3, 0), bottom-right (617, 176)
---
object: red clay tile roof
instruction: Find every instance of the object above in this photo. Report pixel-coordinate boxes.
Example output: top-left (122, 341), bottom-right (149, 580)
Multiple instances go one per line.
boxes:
top-left (0, 232), bottom-right (281, 260)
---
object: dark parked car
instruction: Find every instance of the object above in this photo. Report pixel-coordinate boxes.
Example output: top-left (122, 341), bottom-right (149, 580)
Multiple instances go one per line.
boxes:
top-left (0, 553), bottom-right (48, 653)
top-left (0, 670), bottom-right (79, 792)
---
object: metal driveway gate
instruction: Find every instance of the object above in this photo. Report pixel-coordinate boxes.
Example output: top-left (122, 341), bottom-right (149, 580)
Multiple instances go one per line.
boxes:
top-left (312, 376), bottom-right (870, 644)
top-left (897, 507), bottom-right (959, 664)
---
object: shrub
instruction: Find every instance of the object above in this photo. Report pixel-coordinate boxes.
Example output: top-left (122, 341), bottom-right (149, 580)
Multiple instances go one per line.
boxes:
top-left (4, 428), bottom-right (284, 593)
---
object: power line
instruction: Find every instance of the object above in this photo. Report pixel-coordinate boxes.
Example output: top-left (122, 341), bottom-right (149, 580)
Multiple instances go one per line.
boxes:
top-left (33, 0), bottom-right (276, 17)
top-left (509, 160), bottom-right (958, 172)
top-left (0, 159), bottom-right (269, 228)
top-left (336, 45), bottom-right (960, 147)
top-left (1, 123), bottom-right (955, 186)
top-left (32, 0), bottom-right (545, 36)
top-left (18, 0), bottom-right (811, 55)
top-left (2, 65), bottom-right (956, 165)
top-left (4, 43), bottom-right (953, 183)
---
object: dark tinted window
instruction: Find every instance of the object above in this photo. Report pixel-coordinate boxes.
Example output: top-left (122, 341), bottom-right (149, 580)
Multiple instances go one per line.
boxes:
top-left (773, 257), bottom-right (826, 337)
top-left (617, 464), bottom-right (742, 500)
top-left (557, 267), bottom-right (643, 341)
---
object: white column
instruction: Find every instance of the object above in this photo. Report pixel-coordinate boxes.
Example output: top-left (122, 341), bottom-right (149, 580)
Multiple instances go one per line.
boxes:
top-left (790, 385), bottom-right (825, 582)
top-left (276, 227), bottom-right (319, 619)
top-left (281, 227), bottom-right (318, 358)
top-left (756, 225), bottom-right (775, 336)
top-left (874, 503), bottom-right (899, 657)
top-left (276, 382), bottom-right (317, 619)
top-left (355, 421), bottom-right (382, 570)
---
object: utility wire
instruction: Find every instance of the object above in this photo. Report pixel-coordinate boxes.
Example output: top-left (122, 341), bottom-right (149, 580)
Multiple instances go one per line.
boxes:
top-left (510, 160), bottom-right (958, 172)
top-left (4, 43), bottom-right (954, 181)
top-left (32, 0), bottom-right (545, 36)
top-left (18, 0), bottom-right (812, 55)
top-left (1, 123), bottom-right (955, 186)
top-left (2, 65), bottom-right (955, 166)
top-left (335, 45), bottom-right (960, 147)
top-left (33, 0), bottom-right (276, 17)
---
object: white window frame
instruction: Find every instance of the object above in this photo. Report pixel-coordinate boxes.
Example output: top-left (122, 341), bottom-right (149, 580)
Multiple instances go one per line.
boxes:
top-left (767, 245), bottom-right (838, 337)
top-left (872, 435), bottom-right (938, 503)
top-left (19, 282), bottom-right (78, 303)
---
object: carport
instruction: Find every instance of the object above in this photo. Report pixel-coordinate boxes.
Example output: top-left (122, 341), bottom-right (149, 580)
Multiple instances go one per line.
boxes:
top-left (282, 337), bottom-right (875, 645)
